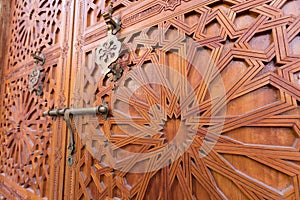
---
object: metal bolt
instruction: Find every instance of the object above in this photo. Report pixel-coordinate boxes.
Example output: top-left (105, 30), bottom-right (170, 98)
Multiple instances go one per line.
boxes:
top-left (98, 106), bottom-right (108, 114)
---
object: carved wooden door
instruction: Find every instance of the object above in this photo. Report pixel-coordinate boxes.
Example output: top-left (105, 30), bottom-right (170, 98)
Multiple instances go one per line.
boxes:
top-left (1, 0), bottom-right (300, 200)
top-left (0, 0), bottom-right (74, 199)
top-left (66, 0), bottom-right (300, 199)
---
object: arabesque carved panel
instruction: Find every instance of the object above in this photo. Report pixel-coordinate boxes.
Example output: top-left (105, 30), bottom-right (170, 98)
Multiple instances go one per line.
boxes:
top-left (7, 0), bottom-right (63, 70)
top-left (69, 0), bottom-right (300, 199)
top-left (0, 63), bottom-right (56, 197)
top-left (0, 0), bottom-right (73, 199)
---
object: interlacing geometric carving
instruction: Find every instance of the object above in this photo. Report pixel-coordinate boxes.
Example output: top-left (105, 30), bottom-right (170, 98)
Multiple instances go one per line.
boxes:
top-left (85, 0), bottom-right (188, 28)
top-left (0, 0), bottom-right (70, 199)
top-left (8, 0), bottom-right (62, 69)
top-left (73, 0), bottom-right (300, 199)
top-left (0, 63), bottom-right (57, 197)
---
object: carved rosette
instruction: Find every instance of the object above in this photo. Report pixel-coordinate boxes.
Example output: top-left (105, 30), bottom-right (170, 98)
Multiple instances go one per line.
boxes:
top-left (0, 66), bottom-right (56, 196)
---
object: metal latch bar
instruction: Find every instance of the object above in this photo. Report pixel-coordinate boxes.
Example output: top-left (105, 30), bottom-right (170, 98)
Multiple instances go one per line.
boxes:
top-left (43, 105), bottom-right (108, 166)
top-left (43, 106), bottom-right (108, 117)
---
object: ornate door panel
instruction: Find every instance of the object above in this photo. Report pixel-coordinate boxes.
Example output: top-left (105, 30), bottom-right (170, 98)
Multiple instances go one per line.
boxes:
top-left (68, 0), bottom-right (300, 199)
top-left (1, 0), bottom-right (300, 199)
top-left (0, 0), bottom-right (74, 199)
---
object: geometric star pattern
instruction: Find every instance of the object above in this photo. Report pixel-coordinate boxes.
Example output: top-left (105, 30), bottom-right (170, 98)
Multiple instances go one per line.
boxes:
top-left (0, 0), bottom-right (72, 199)
top-left (69, 0), bottom-right (300, 199)
top-left (1, 0), bottom-right (300, 199)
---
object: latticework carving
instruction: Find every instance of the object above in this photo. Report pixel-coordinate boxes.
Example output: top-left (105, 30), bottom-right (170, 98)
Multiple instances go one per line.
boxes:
top-left (0, 63), bottom-right (58, 197)
top-left (85, 0), bottom-right (145, 28)
top-left (84, 0), bottom-right (189, 30)
top-left (1, 0), bottom-right (300, 199)
top-left (71, 0), bottom-right (300, 199)
top-left (0, 0), bottom-right (72, 199)
top-left (8, 0), bottom-right (62, 69)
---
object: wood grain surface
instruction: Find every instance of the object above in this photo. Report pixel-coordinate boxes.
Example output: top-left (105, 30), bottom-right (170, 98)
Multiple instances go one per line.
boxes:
top-left (1, 0), bottom-right (300, 200)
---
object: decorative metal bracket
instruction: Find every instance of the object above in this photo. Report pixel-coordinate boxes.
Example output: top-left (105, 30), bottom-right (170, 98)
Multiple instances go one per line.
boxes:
top-left (107, 62), bottom-right (123, 82)
top-left (103, 2), bottom-right (121, 35)
top-left (29, 48), bottom-right (46, 96)
top-left (31, 48), bottom-right (46, 66)
top-left (43, 104), bottom-right (109, 166)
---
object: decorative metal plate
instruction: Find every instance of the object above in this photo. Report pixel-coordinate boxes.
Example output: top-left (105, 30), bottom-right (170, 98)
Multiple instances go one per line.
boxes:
top-left (95, 34), bottom-right (121, 75)
top-left (29, 67), bottom-right (40, 91)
